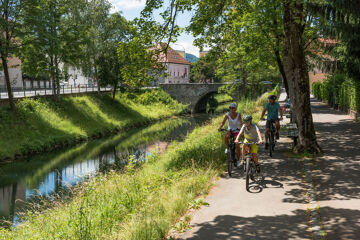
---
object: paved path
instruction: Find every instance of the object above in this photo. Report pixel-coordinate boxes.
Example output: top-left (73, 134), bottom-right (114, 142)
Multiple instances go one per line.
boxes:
top-left (310, 98), bottom-right (360, 239)
top-left (178, 91), bottom-right (360, 239)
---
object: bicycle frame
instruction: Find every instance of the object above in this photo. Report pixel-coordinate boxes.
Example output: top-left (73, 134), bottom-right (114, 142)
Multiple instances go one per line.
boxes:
top-left (220, 129), bottom-right (238, 177)
top-left (268, 120), bottom-right (276, 157)
top-left (238, 142), bottom-right (259, 191)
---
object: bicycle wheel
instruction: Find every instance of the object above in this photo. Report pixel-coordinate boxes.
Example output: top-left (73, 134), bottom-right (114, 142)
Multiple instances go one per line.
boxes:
top-left (250, 161), bottom-right (255, 181)
top-left (245, 156), bottom-right (251, 191)
top-left (269, 131), bottom-right (273, 157)
top-left (227, 147), bottom-right (233, 177)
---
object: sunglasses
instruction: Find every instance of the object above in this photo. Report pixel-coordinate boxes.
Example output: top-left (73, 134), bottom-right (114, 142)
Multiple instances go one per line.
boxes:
top-left (229, 107), bottom-right (236, 109)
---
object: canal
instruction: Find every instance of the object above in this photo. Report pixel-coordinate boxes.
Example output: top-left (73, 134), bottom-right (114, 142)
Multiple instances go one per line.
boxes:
top-left (0, 114), bottom-right (216, 227)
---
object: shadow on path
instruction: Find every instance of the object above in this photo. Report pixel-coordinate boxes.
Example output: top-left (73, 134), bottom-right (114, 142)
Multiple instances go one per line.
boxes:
top-left (311, 99), bottom-right (360, 201)
top-left (186, 210), bottom-right (310, 240)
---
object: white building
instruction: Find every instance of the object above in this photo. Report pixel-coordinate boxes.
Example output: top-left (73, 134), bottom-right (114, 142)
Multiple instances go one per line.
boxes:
top-left (62, 64), bottom-right (90, 87)
top-left (0, 57), bottom-right (23, 91)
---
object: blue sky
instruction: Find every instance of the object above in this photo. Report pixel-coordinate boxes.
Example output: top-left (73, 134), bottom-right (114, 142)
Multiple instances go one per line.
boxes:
top-left (109, 0), bottom-right (201, 57)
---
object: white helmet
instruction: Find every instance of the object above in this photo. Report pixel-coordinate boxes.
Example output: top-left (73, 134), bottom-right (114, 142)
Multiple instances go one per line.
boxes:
top-left (229, 103), bottom-right (237, 109)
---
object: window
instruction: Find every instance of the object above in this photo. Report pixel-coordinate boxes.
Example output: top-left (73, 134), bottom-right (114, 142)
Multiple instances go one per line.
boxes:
top-left (169, 71), bottom-right (171, 76)
top-left (178, 72), bottom-right (179, 76)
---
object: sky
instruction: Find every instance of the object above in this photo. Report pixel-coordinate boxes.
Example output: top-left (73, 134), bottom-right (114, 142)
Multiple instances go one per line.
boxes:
top-left (109, 0), bottom-right (201, 57)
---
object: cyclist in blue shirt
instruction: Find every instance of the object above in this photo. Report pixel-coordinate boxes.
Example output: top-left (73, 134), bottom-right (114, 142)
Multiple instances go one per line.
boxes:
top-left (260, 95), bottom-right (283, 149)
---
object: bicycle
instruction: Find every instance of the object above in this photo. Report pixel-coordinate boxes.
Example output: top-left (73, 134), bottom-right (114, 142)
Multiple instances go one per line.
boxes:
top-left (220, 129), bottom-right (238, 177)
top-left (268, 120), bottom-right (276, 157)
top-left (237, 141), bottom-right (261, 191)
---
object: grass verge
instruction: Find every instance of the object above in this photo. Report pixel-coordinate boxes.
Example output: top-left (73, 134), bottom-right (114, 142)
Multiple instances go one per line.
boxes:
top-left (0, 88), bottom-right (279, 239)
top-left (0, 89), bottom-right (187, 161)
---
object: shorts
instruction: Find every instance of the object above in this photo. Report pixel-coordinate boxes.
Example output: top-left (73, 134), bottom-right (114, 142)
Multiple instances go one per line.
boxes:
top-left (244, 139), bottom-right (258, 154)
top-left (231, 131), bottom-right (239, 138)
top-left (266, 118), bottom-right (279, 129)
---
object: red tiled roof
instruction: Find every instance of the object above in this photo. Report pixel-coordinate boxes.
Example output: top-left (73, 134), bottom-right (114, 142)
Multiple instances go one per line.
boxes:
top-left (153, 43), bottom-right (191, 65)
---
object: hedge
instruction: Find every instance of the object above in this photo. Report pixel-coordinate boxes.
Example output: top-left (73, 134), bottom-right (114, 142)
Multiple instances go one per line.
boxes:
top-left (312, 74), bottom-right (360, 112)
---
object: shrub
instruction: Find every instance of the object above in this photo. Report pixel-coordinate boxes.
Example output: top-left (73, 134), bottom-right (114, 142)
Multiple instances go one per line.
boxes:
top-left (313, 74), bottom-right (360, 112)
top-left (135, 89), bottom-right (177, 106)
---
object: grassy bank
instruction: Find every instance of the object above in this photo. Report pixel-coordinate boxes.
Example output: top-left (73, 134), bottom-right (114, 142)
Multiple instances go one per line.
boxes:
top-left (0, 89), bottom-right (187, 161)
top-left (0, 88), bottom-right (279, 239)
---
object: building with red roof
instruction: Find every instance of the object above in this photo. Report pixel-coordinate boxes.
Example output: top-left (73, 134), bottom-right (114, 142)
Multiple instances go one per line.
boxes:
top-left (308, 38), bottom-right (338, 91)
top-left (152, 43), bottom-right (191, 84)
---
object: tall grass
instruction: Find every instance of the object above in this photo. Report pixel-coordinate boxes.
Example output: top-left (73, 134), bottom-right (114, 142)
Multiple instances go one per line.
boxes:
top-left (0, 88), bottom-right (278, 240)
top-left (0, 89), bottom-right (187, 161)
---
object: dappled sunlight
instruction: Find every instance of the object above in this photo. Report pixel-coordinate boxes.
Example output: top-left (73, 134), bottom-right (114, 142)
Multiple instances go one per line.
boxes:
top-left (309, 99), bottom-right (360, 202)
top-left (182, 211), bottom-right (310, 240)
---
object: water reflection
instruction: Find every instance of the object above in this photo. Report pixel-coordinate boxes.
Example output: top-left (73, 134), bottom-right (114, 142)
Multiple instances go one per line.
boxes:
top-left (0, 114), bottom-right (212, 227)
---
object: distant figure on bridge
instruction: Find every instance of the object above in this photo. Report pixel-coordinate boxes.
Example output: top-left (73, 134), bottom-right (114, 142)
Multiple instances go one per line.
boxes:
top-left (218, 103), bottom-right (243, 163)
top-left (208, 95), bottom-right (218, 115)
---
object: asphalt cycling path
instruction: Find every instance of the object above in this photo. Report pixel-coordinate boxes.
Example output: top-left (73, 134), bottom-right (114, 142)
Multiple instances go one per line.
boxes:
top-left (178, 90), bottom-right (311, 240)
top-left (308, 97), bottom-right (360, 239)
top-left (178, 91), bottom-right (360, 239)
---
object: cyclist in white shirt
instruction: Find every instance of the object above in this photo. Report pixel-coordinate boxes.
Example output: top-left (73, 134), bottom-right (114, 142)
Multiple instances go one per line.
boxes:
top-left (218, 103), bottom-right (243, 164)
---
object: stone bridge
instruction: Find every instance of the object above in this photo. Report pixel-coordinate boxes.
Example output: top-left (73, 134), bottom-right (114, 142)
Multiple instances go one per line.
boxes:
top-left (160, 83), bottom-right (227, 113)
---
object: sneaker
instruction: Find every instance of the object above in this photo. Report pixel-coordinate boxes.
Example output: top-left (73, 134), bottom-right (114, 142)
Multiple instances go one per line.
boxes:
top-left (225, 148), bottom-right (228, 154)
top-left (265, 143), bottom-right (269, 150)
top-left (276, 132), bottom-right (280, 140)
top-left (256, 164), bottom-right (261, 173)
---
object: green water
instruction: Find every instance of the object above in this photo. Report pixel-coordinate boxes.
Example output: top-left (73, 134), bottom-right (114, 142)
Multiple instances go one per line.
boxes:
top-left (0, 114), bottom-right (214, 227)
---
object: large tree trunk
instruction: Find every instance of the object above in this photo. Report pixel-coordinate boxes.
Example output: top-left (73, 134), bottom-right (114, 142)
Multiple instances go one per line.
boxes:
top-left (1, 57), bottom-right (16, 111)
top-left (283, 0), bottom-right (321, 154)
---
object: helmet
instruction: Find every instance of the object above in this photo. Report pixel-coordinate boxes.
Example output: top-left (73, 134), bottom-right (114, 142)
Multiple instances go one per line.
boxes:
top-left (229, 103), bottom-right (237, 109)
top-left (243, 115), bottom-right (252, 121)
top-left (268, 95), bottom-right (277, 100)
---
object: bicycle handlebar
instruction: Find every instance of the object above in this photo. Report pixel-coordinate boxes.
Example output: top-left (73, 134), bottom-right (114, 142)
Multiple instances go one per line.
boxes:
top-left (218, 128), bottom-right (239, 132)
top-left (236, 142), bottom-right (262, 145)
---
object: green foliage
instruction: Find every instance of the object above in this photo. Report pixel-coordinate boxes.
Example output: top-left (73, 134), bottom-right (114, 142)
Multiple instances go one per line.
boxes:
top-left (118, 39), bottom-right (163, 87)
top-left (0, 90), bottom-right (187, 160)
top-left (190, 50), bottom-right (221, 83)
top-left (214, 93), bottom-right (233, 103)
top-left (309, 0), bottom-right (360, 81)
top-left (135, 89), bottom-right (179, 106)
top-left (312, 74), bottom-right (360, 112)
top-left (0, 92), bottom-right (270, 239)
top-left (96, 12), bottom-right (130, 92)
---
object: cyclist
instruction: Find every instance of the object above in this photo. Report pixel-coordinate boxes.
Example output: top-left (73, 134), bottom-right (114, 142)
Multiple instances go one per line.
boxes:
top-left (218, 103), bottom-right (243, 165)
top-left (235, 115), bottom-right (263, 173)
top-left (260, 95), bottom-right (283, 149)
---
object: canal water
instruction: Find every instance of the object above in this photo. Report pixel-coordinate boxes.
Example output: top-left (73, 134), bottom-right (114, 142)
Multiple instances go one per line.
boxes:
top-left (0, 114), bottom-right (215, 227)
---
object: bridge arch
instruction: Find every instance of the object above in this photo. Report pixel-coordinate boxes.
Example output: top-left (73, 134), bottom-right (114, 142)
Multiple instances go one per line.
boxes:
top-left (160, 83), bottom-right (228, 113)
top-left (193, 91), bottom-right (218, 113)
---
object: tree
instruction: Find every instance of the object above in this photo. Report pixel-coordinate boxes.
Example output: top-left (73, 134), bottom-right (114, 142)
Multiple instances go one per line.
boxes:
top-left (0, 0), bottom-right (22, 111)
top-left (96, 13), bottom-right (129, 101)
top-left (282, 0), bottom-right (321, 153)
top-left (309, 0), bottom-right (360, 109)
top-left (141, 0), bottom-right (322, 153)
top-left (21, 0), bottom-right (88, 100)
top-left (190, 50), bottom-right (220, 83)
top-left (78, 0), bottom-right (112, 95)
top-left (117, 38), bottom-right (164, 89)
